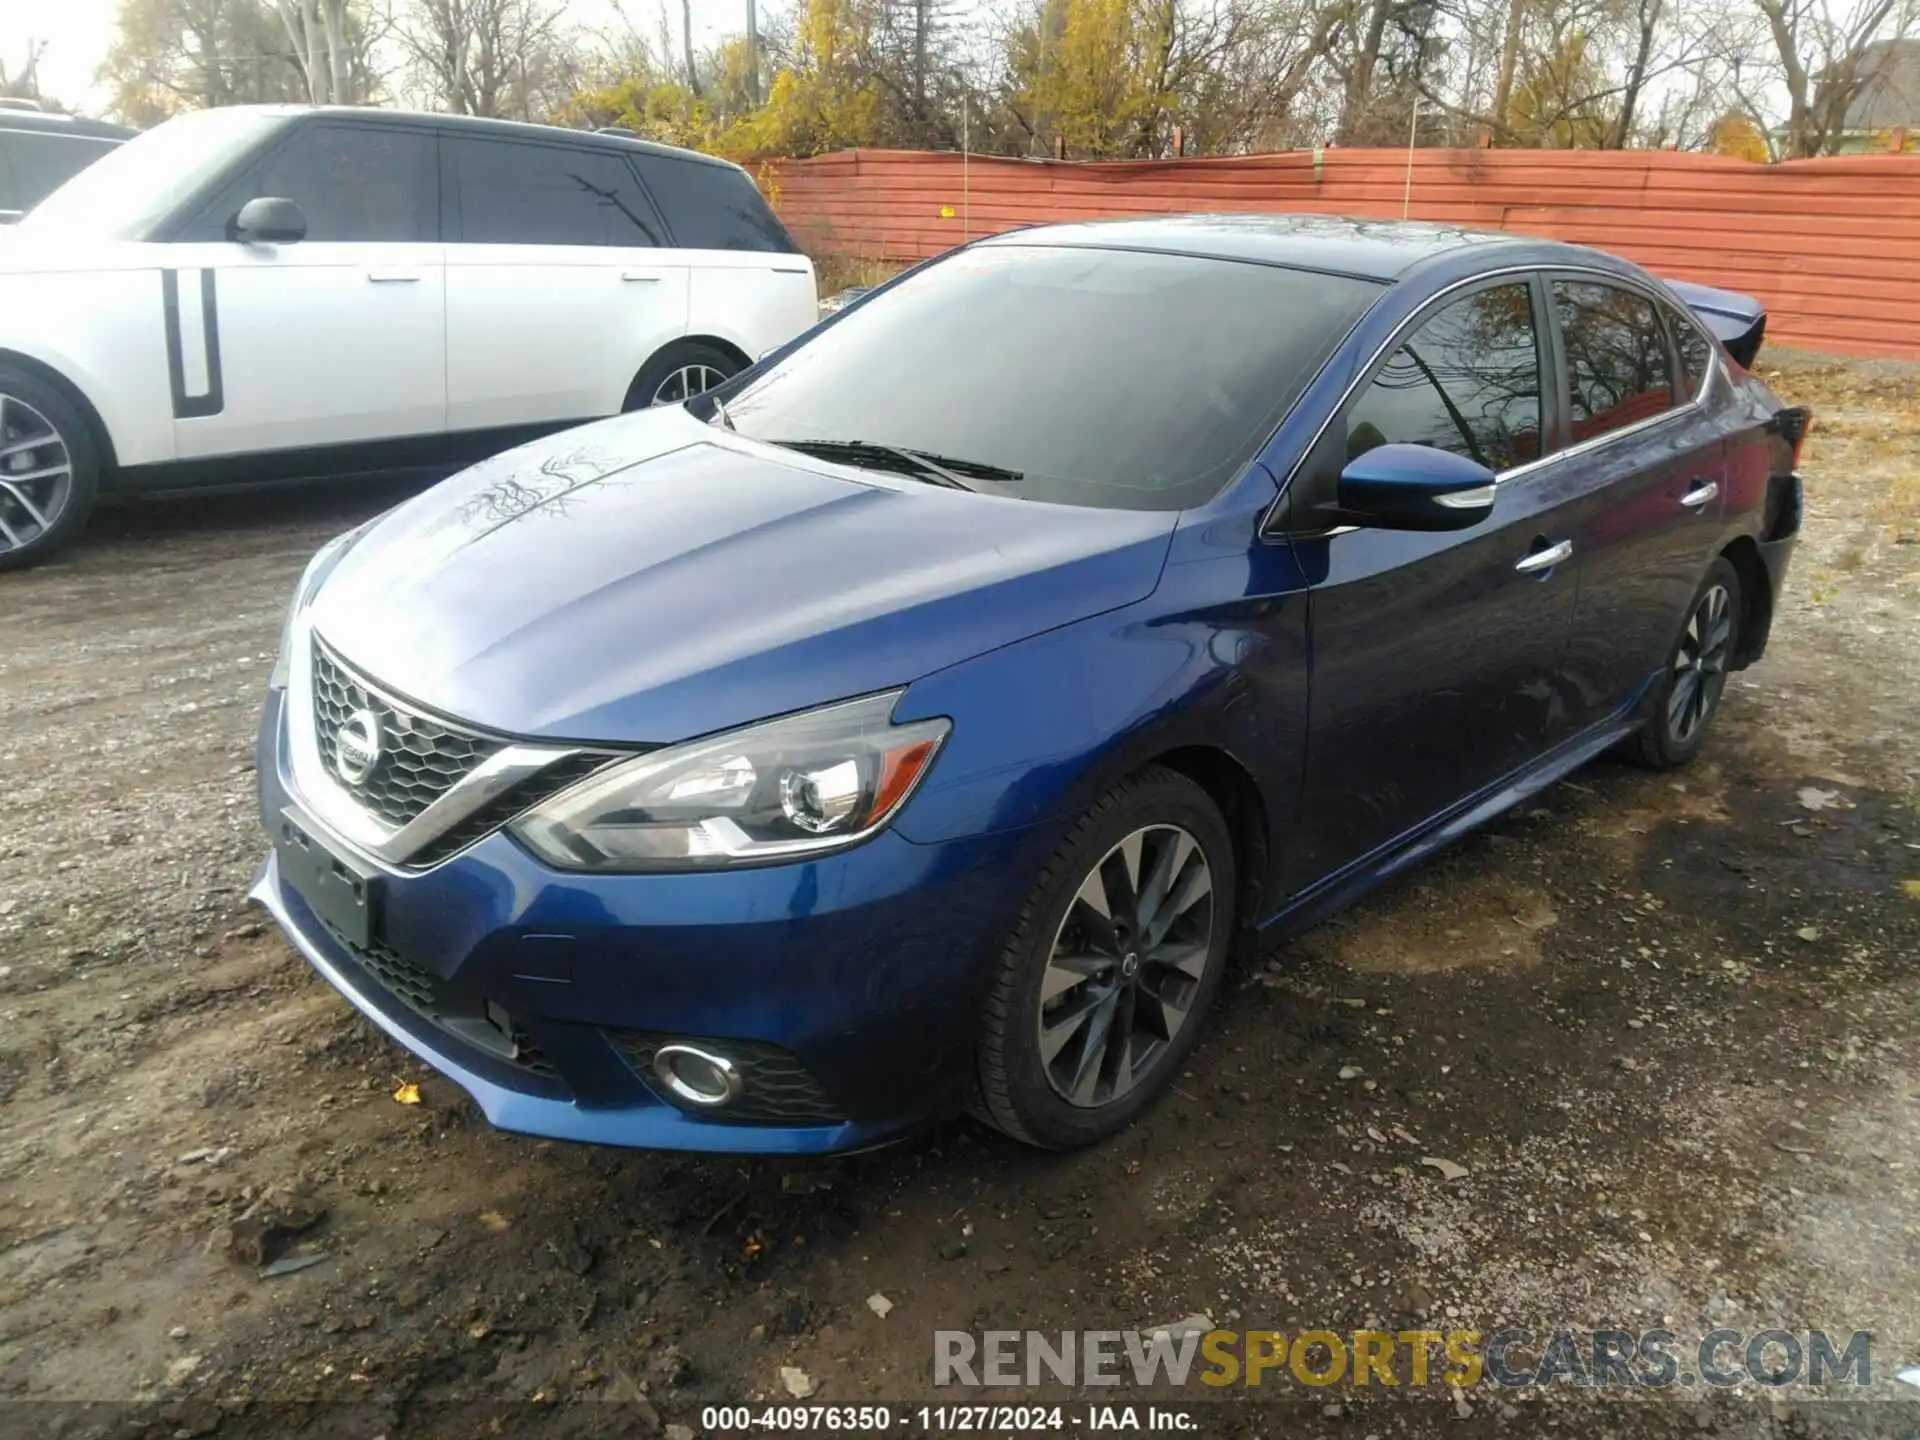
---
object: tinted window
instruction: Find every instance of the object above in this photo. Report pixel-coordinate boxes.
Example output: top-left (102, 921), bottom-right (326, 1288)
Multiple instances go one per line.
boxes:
top-left (1667, 304), bottom-right (1714, 400)
top-left (634, 154), bottom-right (795, 252)
top-left (1345, 282), bottom-right (1543, 472)
top-left (726, 245), bottom-right (1381, 510)
top-left (450, 138), bottom-right (660, 247)
top-left (4, 131), bottom-right (118, 211)
top-left (1553, 280), bottom-right (1676, 444)
top-left (0, 138), bottom-right (16, 214)
top-left (182, 122), bottom-right (436, 242)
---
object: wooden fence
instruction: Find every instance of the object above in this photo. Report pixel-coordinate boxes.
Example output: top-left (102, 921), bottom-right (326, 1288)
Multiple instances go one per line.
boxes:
top-left (766, 147), bottom-right (1920, 360)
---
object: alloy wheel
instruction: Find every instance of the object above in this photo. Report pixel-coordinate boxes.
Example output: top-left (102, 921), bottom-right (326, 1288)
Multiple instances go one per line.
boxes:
top-left (651, 364), bottom-right (727, 406)
top-left (0, 393), bottom-right (74, 559)
top-left (1036, 824), bottom-right (1215, 1108)
top-left (1668, 582), bottom-right (1733, 743)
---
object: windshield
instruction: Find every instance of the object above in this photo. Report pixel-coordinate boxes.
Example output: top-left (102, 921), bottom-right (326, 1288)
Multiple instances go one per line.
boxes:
top-left (726, 244), bottom-right (1381, 510)
top-left (19, 109), bottom-right (283, 239)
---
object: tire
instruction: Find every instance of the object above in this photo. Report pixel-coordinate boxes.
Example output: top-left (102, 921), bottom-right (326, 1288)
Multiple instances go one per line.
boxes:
top-left (0, 366), bottom-right (101, 573)
top-left (1629, 555), bottom-right (1742, 769)
top-left (622, 341), bottom-right (744, 412)
top-left (975, 767), bottom-right (1236, 1150)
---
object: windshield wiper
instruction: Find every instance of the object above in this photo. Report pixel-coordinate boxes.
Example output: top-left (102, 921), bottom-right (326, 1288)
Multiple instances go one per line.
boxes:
top-left (770, 439), bottom-right (1023, 490)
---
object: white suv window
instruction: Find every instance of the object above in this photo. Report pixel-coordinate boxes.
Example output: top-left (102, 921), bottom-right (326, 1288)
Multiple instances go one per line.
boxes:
top-left (632, 154), bottom-right (796, 252)
top-left (183, 123), bottom-right (437, 243)
top-left (447, 138), bottom-right (661, 247)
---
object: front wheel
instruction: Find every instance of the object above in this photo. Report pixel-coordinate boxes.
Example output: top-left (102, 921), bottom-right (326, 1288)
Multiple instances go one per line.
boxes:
top-left (1630, 556), bottom-right (1742, 768)
top-left (0, 368), bottom-right (101, 573)
top-left (975, 767), bottom-right (1235, 1149)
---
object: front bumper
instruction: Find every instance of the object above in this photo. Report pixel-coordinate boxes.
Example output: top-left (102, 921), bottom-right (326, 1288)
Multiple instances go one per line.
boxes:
top-left (251, 687), bottom-right (1045, 1153)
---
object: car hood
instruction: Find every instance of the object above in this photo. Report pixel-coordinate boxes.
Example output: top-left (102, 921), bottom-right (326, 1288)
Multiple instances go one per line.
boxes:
top-left (309, 410), bottom-right (1178, 744)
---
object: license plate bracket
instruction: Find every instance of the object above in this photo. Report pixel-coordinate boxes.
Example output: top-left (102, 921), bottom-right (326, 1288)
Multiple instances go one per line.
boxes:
top-left (275, 810), bottom-right (381, 949)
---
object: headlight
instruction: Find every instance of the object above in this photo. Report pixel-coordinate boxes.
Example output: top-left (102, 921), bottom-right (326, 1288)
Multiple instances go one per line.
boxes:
top-left (509, 691), bottom-right (949, 872)
top-left (268, 519), bottom-right (378, 688)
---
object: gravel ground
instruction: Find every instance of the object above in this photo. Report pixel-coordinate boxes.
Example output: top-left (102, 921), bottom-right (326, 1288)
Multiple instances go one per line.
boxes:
top-left (0, 352), bottom-right (1916, 1439)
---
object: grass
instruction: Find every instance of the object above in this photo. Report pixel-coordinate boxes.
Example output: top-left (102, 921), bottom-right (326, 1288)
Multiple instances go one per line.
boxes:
top-left (814, 255), bottom-right (909, 298)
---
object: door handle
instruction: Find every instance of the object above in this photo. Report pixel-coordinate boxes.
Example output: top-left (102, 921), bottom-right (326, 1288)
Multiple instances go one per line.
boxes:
top-left (621, 270), bottom-right (663, 283)
top-left (1515, 539), bottom-right (1574, 574)
top-left (1680, 480), bottom-right (1719, 508)
top-left (366, 269), bottom-right (422, 283)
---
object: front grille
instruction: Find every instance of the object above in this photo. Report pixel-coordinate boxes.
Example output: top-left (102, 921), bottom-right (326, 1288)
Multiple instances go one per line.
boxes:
top-left (406, 751), bottom-right (613, 869)
top-left (608, 1031), bottom-right (844, 1124)
top-left (312, 641), bottom-right (504, 829)
top-left (318, 921), bottom-right (559, 1084)
top-left (355, 934), bottom-right (438, 1015)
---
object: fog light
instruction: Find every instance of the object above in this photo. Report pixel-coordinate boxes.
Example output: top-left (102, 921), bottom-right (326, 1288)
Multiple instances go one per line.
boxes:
top-left (652, 1044), bottom-right (743, 1107)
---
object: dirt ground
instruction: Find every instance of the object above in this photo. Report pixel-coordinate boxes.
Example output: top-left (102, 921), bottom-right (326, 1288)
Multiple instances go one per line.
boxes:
top-left (0, 351), bottom-right (1916, 1440)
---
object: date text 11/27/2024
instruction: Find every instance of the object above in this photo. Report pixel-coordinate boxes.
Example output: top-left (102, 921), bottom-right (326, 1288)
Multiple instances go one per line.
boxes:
top-left (700, 1406), bottom-right (1196, 1432)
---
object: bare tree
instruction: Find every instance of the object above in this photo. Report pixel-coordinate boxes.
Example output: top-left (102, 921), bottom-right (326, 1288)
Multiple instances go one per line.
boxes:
top-left (1, 39), bottom-right (50, 101)
top-left (681, 0), bottom-right (703, 94)
top-left (396, 0), bottom-right (589, 118)
top-left (1751, 0), bottom-right (1917, 155)
top-left (102, 0), bottom-right (311, 121)
top-left (270, 0), bottom-right (361, 101)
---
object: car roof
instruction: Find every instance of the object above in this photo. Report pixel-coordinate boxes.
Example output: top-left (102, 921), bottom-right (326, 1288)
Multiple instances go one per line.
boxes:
top-left (979, 213), bottom-right (1588, 283)
top-left (0, 110), bottom-right (137, 142)
top-left (229, 105), bottom-right (746, 174)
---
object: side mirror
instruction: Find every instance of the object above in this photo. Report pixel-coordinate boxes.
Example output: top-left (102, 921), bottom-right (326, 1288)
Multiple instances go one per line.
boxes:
top-left (1338, 443), bottom-right (1496, 532)
top-left (231, 196), bottom-right (307, 245)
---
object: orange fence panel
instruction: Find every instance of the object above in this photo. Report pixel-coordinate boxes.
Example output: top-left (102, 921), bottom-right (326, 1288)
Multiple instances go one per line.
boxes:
top-left (765, 147), bottom-right (1920, 360)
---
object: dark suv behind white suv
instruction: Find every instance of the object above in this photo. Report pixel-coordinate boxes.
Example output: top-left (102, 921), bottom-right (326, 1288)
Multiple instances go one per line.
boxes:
top-left (0, 105), bottom-right (133, 223)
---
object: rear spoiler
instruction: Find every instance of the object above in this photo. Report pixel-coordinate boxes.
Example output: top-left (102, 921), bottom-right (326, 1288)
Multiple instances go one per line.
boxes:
top-left (1665, 278), bottom-right (1767, 368)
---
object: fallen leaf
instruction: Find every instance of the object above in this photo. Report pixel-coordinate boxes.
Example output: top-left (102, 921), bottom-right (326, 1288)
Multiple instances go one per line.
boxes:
top-left (1796, 926), bottom-right (1822, 942)
top-left (1337, 1065), bottom-right (1363, 1080)
top-left (1420, 1156), bottom-right (1470, 1181)
top-left (478, 1211), bottom-right (511, 1232)
top-left (1796, 787), bottom-right (1847, 812)
top-left (866, 1292), bottom-right (894, 1319)
top-left (259, 1253), bottom-right (327, 1279)
top-left (392, 1081), bottom-right (422, 1106)
top-left (1900, 880), bottom-right (1920, 901)
top-left (779, 1365), bottom-right (816, 1398)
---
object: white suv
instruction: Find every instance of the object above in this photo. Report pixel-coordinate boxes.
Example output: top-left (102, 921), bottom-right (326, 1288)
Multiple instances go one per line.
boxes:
top-left (0, 106), bottom-right (819, 570)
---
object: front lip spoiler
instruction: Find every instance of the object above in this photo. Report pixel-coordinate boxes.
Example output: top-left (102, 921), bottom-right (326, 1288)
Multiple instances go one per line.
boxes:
top-left (248, 849), bottom-right (904, 1155)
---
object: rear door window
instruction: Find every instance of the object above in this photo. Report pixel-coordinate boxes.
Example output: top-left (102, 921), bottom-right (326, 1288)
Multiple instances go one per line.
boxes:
top-left (632, 154), bottom-right (796, 252)
top-left (1344, 281), bottom-right (1544, 472)
top-left (447, 137), bottom-right (662, 247)
top-left (1552, 279), bottom-right (1678, 444)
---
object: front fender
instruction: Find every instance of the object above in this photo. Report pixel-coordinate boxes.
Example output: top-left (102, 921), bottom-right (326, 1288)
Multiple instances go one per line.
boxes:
top-left (0, 259), bottom-right (175, 469)
top-left (891, 524), bottom-right (1312, 921)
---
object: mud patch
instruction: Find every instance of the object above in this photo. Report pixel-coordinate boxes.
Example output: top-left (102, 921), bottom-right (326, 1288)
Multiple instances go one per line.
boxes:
top-left (1317, 873), bottom-right (1560, 973)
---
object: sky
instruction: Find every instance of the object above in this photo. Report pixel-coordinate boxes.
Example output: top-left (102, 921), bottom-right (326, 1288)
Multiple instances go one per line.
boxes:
top-left (4, 0), bottom-right (118, 108)
top-left (1, 0), bottom-right (741, 116)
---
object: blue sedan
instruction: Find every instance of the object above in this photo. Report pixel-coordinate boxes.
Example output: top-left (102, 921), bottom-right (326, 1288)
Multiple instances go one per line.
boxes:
top-left (252, 215), bottom-right (1807, 1153)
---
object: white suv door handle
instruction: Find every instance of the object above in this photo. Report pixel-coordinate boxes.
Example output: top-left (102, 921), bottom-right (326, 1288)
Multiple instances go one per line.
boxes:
top-left (1680, 480), bottom-right (1719, 508)
top-left (366, 268), bottom-right (422, 283)
top-left (1515, 539), bottom-right (1574, 573)
top-left (621, 270), bottom-right (663, 283)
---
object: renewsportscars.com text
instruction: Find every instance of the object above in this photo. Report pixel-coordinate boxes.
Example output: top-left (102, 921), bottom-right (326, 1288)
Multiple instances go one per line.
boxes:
top-left (934, 1327), bottom-right (1872, 1390)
